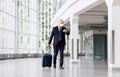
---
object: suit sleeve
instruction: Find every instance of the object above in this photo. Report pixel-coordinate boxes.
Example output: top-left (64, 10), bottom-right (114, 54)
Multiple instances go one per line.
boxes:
top-left (64, 27), bottom-right (70, 35)
top-left (66, 30), bottom-right (70, 35)
top-left (48, 28), bottom-right (54, 45)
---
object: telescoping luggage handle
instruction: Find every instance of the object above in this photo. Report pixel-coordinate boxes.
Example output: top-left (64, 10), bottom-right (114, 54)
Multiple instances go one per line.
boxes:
top-left (46, 46), bottom-right (51, 53)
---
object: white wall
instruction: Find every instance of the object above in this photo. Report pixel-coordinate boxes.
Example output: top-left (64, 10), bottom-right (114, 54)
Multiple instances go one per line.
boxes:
top-left (84, 30), bottom-right (93, 38)
top-left (93, 29), bottom-right (107, 34)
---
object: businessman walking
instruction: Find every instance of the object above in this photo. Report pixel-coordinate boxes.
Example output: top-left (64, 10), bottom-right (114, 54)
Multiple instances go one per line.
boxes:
top-left (48, 19), bottom-right (70, 69)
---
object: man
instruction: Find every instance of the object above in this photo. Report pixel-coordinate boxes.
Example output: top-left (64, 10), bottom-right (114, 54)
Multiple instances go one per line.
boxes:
top-left (48, 19), bottom-right (70, 69)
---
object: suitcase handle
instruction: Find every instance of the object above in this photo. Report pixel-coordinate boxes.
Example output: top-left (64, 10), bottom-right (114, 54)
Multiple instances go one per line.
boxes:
top-left (46, 46), bottom-right (51, 53)
top-left (46, 45), bottom-right (51, 48)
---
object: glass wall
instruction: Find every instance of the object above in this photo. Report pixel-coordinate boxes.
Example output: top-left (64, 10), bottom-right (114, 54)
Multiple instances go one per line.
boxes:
top-left (0, 0), bottom-right (53, 55)
top-left (0, 0), bottom-right (16, 54)
top-left (52, 0), bottom-right (68, 16)
top-left (39, 0), bottom-right (52, 51)
top-left (17, 0), bottom-right (38, 54)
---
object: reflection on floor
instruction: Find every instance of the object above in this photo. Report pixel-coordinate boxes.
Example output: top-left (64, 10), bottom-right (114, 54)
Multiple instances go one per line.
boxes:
top-left (0, 57), bottom-right (120, 77)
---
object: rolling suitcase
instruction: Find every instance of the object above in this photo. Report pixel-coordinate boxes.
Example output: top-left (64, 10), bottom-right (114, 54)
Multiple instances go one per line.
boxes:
top-left (42, 47), bottom-right (52, 68)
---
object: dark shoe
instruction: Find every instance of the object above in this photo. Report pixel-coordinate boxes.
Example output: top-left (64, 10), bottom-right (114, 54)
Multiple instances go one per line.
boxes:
top-left (53, 65), bottom-right (56, 68)
top-left (59, 66), bottom-right (64, 69)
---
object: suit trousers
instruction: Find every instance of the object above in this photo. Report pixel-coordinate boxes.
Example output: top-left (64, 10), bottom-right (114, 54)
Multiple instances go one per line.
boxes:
top-left (53, 41), bottom-right (65, 67)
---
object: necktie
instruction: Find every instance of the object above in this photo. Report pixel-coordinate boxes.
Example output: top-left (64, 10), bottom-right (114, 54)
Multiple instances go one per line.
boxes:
top-left (59, 27), bottom-right (62, 41)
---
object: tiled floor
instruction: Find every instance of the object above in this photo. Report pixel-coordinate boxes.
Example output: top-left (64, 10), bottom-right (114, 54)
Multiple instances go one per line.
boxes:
top-left (0, 57), bottom-right (120, 77)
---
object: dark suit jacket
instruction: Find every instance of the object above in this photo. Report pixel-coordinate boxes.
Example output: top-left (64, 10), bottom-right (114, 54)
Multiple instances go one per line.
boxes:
top-left (48, 26), bottom-right (70, 46)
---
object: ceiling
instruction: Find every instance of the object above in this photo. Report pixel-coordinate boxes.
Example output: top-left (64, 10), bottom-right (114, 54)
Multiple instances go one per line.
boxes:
top-left (79, 3), bottom-right (108, 26)
top-left (65, 2), bottom-right (108, 31)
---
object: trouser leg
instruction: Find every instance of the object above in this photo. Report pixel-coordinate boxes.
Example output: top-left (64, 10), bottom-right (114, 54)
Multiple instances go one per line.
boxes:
top-left (53, 45), bottom-right (59, 65)
top-left (59, 45), bottom-right (65, 67)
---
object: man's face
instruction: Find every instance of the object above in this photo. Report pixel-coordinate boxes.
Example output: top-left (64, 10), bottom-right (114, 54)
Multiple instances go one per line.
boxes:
top-left (58, 19), bottom-right (64, 26)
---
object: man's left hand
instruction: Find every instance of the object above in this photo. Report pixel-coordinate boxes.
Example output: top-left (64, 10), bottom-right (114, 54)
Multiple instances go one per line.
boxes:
top-left (63, 29), bottom-right (68, 33)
